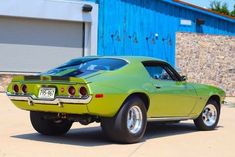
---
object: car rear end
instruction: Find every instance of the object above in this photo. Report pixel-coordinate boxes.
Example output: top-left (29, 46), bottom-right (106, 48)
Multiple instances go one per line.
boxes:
top-left (7, 75), bottom-right (91, 114)
top-left (7, 57), bottom-right (136, 122)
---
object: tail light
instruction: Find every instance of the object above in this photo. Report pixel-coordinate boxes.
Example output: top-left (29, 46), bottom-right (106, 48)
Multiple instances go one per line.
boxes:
top-left (21, 84), bottom-right (27, 94)
top-left (68, 86), bottom-right (76, 96)
top-left (79, 86), bottom-right (88, 97)
top-left (13, 84), bottom-right (19, 93)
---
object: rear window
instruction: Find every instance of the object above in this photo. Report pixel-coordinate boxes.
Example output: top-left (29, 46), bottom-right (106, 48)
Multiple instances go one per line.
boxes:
top-left (44, 58), bottom-right (128, 77)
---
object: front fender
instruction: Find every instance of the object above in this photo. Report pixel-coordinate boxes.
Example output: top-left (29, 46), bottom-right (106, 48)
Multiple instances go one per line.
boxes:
top-left (190, 84), bottom-right (225, 118)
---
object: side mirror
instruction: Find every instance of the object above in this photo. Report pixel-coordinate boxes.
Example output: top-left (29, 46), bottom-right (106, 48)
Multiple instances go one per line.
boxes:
top-left (181, 75), bottom-right (187, 81)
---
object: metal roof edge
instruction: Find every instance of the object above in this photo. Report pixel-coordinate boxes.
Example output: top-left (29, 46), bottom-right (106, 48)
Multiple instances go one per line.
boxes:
top-left (163, 0), bottom-right (235, 23)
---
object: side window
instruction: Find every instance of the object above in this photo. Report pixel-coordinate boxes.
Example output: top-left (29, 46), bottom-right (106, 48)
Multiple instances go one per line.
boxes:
top-left (144, 65), bottom-right (173, 81)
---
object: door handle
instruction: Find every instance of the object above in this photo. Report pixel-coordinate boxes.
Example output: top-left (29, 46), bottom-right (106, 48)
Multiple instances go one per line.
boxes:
top-left (155, 85), bottom-right (162, 89)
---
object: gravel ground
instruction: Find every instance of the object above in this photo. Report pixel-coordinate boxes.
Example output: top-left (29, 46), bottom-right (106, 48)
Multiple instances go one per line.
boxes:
top-left (0, 93), bottom-right (235, 157)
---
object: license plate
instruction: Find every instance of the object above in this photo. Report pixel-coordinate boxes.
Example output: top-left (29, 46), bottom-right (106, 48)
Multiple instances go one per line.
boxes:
top-left (38, 88), bottom-right (56, 99)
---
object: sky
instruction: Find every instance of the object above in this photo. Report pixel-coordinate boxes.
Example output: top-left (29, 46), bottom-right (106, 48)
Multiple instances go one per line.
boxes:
top-left (183, 0), bottom-right (235, 11)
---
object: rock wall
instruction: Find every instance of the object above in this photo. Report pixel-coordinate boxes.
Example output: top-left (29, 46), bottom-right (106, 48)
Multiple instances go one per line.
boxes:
top-left (0, 75), bottom-right (13, 92)
top-left (176, 32), bottom-right (235, 96)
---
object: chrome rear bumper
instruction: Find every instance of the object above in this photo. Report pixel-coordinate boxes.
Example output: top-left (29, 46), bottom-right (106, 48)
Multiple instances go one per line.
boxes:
top-left (7, 93), bottom-right (92, 107)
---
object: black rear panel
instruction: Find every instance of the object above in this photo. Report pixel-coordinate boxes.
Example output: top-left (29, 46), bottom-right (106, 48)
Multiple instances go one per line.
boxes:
top-left (24, 75), bottom-right (69, 81)
top-left (24, 75), bottom-right (40, 81)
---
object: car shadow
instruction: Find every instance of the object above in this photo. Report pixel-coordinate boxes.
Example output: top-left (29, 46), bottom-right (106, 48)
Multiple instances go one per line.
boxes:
top-left (11, 122), bottom-right (222, 146)
top-left (12, 126), bottom-right (110, 146)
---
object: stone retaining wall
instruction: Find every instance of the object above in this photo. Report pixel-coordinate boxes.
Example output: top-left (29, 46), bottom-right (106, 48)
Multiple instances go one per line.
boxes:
top-left (0, 75), bottom-right (13, 92)
top-left (176, 32), bottom-right (235, 96)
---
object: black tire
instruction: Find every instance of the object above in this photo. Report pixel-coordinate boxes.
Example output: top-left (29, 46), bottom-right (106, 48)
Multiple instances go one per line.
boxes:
top-left (101, 96), bottom-right (147, 143)
top-left (30, 111), bottom-right (72, 136)
top-left (194, 100), bottom-right (220, 131)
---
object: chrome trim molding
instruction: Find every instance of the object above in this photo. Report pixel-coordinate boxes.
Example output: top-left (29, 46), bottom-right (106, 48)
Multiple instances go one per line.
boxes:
top-left (7, 93), bottom-right (92, 106)
top-left (147, 117), bottom-right (192, 122)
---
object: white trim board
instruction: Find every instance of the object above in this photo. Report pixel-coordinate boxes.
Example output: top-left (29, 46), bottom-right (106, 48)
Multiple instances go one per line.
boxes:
top-left (0, 0), bottom-right (98, 56)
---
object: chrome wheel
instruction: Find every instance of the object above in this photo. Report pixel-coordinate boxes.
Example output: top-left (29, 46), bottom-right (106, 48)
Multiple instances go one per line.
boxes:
top-left (101, 96), bottom-right (147, 143)
top-left (127, 105), bottom-right (143, 134)
top-left (202, 104), bottom-right (218, 127)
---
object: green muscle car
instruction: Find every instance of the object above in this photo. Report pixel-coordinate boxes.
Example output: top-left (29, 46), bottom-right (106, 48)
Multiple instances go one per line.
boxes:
top-left (7, 56), bottom-right (225, 143)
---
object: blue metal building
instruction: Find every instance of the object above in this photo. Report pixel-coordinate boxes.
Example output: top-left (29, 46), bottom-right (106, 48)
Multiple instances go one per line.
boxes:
top-left (0, 0), bottom-right (234, 73)
top-left (88, 0), bottom-right (235, 65)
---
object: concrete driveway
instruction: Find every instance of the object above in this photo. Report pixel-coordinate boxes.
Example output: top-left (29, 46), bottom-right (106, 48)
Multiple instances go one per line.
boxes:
top-left (1, 93), bottom-right (235, 157)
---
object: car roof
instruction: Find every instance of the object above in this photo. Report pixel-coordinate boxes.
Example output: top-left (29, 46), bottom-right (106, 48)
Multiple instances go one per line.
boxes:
top-left (83, 56), bottom-right (167, 63)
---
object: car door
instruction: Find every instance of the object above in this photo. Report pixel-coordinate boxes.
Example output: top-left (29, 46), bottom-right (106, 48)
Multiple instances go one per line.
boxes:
top-left (143, 61), bottom-right (197, 117)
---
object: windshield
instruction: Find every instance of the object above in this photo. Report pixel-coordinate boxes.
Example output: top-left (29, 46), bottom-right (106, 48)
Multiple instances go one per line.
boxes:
top-left (43, 58), bottom-right (128, 77)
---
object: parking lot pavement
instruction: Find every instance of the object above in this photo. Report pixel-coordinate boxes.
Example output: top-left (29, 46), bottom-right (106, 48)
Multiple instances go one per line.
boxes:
top-left (225, 97), bottom-right (235, 106)
top-left (1, 93), bottom-right (235, 157)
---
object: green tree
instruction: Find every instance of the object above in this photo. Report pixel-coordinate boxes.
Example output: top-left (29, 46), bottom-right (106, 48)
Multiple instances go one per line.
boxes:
top-left (231, 4), bottom-right (235, 17)
top-left (210, 1), bottom-right (230, 16)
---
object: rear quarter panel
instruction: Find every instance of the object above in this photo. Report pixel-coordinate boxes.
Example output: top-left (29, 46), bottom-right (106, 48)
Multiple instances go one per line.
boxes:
top-left (85, 60), bottom-right (152, 117)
